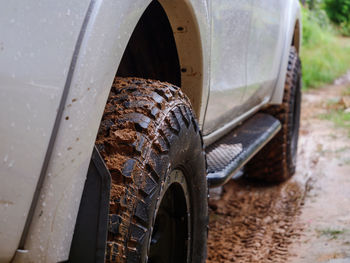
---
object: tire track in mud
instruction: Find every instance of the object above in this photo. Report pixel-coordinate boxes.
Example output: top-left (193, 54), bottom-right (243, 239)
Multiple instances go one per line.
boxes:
top-left (207, 71), bottom-right (350, 263)
top-left (207, 177), bottom-right (308, 263)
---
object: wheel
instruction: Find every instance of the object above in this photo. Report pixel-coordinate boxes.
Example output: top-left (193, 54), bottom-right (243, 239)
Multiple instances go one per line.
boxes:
top-left (95, 77), bottom-right (208, 262)
top-left (245, 46), bottom-right (302, 183)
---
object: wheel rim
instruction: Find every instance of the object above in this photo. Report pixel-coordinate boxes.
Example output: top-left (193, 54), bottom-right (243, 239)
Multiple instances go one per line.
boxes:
top-left (148, 170), bottom-right (191, 263)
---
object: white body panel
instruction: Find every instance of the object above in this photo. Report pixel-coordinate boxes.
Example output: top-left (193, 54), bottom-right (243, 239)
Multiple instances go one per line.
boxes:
top-left (203, 0), bottom-right (301, 144)
top-left (0, 1), bottom-right (90, 260)
top-left (0, 0), bottom-right (300, 262)
top-left (203, 0), bottom-right (252, 135)
top-left (245, 0), bottom-right (285, 102)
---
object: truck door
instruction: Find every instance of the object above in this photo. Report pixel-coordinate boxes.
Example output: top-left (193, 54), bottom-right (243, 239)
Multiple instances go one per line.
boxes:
top-left (203, 0), bottom-right (253, 136)
top-left (245, 0), bottom-right (285, 107)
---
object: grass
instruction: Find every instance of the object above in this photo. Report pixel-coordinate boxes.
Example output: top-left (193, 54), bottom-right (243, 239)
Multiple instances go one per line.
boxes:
top-left (319, 109), bottom-right (350, 136)
top-left (301, 7), bottom-right (350, 90)
top-left (342, 86), bottom-right (350, 96)
top-left (317, 228), bottom-right (348, 239)
top-left (334, 146), bottom-right (350, 153)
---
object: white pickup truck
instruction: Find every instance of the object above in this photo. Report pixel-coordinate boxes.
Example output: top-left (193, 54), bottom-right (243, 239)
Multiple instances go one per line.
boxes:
top-left (0, 0), bottom-right (301, 262)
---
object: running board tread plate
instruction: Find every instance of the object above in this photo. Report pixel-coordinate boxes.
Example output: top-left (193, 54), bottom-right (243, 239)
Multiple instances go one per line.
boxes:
top-left (206, 113), bottom-right (281, 188)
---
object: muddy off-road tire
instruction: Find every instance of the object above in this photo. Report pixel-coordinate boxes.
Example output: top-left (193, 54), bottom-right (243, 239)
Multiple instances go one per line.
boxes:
top-left (95, 77), bottom-right (208, 262)
top-left (245, 47), bottom-right (302, 183)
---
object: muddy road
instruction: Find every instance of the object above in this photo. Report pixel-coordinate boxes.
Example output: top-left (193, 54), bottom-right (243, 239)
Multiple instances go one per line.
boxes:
top-left (207, 72), bottom-right (350, 263)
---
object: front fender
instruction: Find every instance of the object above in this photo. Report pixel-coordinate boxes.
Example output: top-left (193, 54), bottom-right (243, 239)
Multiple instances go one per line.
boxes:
top-left (13, 0), bottom-right (152, 262)
top-left (13, 0), bottom-right (211, 262)
top-left (0, 1), bottom-right (91, 261)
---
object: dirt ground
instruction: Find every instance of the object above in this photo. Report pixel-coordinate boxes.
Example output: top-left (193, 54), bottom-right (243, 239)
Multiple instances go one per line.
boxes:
top-left (207, 72), bottom-right (350, 263)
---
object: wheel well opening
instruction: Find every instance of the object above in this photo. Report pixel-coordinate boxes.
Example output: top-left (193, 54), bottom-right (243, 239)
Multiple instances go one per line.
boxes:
top-left (116, 0), bottom-right (204, 117)
top-left (116, 0), bottom-right (181, 87)
top-left (292, 20), bottom-right (301, 54)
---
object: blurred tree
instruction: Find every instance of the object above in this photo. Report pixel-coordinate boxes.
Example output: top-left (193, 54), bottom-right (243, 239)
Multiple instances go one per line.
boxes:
top-left (303, 0), bottom-right (324, 9)
top-left (324, 0), bottom-right (350, 24)
top-left (324, 0), bottom-right (350, 35)
top-left (309, 0), bottom-right (315, 9)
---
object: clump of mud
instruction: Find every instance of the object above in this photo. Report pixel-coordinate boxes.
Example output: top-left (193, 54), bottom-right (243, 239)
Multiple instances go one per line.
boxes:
top-left (207, 179), bottom-right (305, 263)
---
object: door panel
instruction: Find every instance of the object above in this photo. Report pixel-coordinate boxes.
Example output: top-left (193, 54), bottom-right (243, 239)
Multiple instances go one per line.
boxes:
top-left (245, 0), bottom-right (285, 105)
top-left (203, 0), bottom-right (252, 135)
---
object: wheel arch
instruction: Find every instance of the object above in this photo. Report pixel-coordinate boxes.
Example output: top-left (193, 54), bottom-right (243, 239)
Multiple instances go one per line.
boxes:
top-left (270, 0), bottom-right (301, 105)
top-left (292, 19), bottom-right (301, 54)
top-left (117, 0), bottom-right (207, 119)
top-left (158, 0), bottom-right (205, 118)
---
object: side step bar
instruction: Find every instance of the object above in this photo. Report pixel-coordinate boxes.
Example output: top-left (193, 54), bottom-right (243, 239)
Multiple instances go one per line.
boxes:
top-left (206, 113), bottom-right (281, 188)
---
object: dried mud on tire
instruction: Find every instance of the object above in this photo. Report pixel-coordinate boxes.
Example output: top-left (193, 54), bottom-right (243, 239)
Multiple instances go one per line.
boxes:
top-left (207, 178), bottom-right (306, 263)
top-left (96, 77), bottom-right (207, 262)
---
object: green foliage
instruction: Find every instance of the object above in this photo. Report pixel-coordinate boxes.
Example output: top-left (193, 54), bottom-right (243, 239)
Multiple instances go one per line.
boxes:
top-left (317, 228), bottom-right (348, 239)
top-left (320, 109), bottom-right (350, 137)
top-left (324, 0), bottom-right (350, 36)
top-left (324, 0), bottom-right (350, 24)
top-left (301, 7), bottom-right (350, 89)
top-left (305, 0), bottom-right (323, 10)
top-left (302, 7), bottom-right (333, 46)
top-left (342, 86), bottom-right (350, 96)
top-left (339, 21), bottom-right (350, 36)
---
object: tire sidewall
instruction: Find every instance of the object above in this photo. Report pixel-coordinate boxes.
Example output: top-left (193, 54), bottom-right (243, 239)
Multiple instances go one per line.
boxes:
top-left (141, 104), bottom-right (208, 263)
